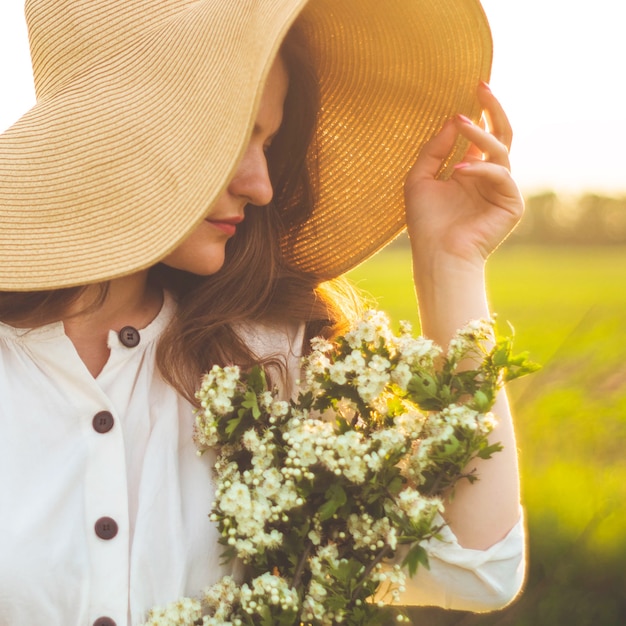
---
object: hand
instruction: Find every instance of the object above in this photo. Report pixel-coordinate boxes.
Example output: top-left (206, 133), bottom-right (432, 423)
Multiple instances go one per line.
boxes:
top-left (404, 83), bottom-right (524, 271)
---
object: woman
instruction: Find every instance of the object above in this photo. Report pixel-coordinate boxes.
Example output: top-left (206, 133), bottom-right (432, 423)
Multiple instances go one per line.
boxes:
top-left (0, 0), bottom-right (525, 623)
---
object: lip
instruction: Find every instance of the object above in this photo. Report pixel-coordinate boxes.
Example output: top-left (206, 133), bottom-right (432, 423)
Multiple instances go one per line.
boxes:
top-left (205, 215), bottom-right (244, 237)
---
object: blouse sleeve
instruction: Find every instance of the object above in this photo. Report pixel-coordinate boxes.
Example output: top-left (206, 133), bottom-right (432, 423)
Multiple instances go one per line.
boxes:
top-left (388, 510), bottom-right (526, 611)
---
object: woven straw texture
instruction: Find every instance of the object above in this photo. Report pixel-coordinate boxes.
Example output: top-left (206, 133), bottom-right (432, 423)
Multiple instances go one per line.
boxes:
top-left (0, 0), bottom-right (491, 290)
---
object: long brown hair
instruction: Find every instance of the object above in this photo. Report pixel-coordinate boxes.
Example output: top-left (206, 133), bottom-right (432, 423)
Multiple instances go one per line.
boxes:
top-left (0, 284), bottom-right (110, 327)
top-left (154, 24), bottom-right (361, 403)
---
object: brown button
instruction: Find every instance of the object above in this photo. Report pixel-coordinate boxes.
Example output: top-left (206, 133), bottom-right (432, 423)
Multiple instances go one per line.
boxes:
top-left (118, 326), bottom-right (140, 347)
top-left (92, 411), bottom-right (114, 434)
top-left (94, 517), bottom-right (118, 540)
top-left (93, 619), bottom-right (116, 626)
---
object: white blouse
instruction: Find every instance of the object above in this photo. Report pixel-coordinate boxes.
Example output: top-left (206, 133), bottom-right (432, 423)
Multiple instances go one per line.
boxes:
top-left (0, 295), bottom-right (525, 625)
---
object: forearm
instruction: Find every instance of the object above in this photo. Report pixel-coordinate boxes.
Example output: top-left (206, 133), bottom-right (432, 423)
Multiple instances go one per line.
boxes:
top-left (413, 250), bottom-right (521, 550)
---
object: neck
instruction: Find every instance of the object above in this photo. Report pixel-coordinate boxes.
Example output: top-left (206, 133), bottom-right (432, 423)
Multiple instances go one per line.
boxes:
top-left (63, 271), bottom-right (162, 377)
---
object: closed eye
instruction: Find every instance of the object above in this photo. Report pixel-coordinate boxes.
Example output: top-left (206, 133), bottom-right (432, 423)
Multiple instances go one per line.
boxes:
top-left (254, 124), bottom-right (281, 154)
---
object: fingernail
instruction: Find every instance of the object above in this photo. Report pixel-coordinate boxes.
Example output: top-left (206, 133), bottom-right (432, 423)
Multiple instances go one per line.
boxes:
top-left (456, 114), bottom-right (473, 125)
top-left (480, 80), bottom-right (491, 92)
top-left (454, 162), bottom-right (471, 170)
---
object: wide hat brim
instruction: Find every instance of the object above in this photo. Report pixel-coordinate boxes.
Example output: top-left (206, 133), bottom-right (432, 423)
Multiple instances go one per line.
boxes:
top-left (0, 0), bottom-right (492, 291)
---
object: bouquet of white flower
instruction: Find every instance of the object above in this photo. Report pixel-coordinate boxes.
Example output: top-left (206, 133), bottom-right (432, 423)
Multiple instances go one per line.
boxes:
top-left (143, 311), bottom-right (537, 626)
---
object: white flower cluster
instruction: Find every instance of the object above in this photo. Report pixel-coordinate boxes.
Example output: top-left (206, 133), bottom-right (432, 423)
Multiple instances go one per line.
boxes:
top-left (302, 310), bottom-right (442, 412)
top-left (202, 576), bottom-right (240, 625)
top-left (283, 416), bottom-right (372, 484)
top-left (394, 320), bottom-right (441, 372)
top-left (393, 406), bottom-right (426, 440)
top-left (142, 597), bottom-right (202, 626)
top-left (347, 512), bottom-right (398, 552)
top-left (447, 317), bottom-right (496, 363)
top-left (394, 414), bottom-right (470, 488)
top-left (143, 312), bottom-right (518, 626)
top-left (401, 404), bottom-right (497, 484)
top-left (304, 311), bottom-right (399, 404)
top-left (344, 310), bottom-right (396, 350)
top-left (302, 543), bottom-right (347, 624)
top-left (195, 365), bottom-right (241, 449)
top-left (211, 448), bottom-right (299, 561)
top-left (370, 562), bottom-right (407, 605)
top-left (393, 489), bottom-right (442, 527)
top-left (239, 572), bottom-right (299, 617)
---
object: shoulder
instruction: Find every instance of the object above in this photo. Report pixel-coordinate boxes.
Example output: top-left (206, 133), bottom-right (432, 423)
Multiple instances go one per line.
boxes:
top-left (236, 319), bottom-right (307, 398)
top-left (237, 318), bottom-right (305, 360)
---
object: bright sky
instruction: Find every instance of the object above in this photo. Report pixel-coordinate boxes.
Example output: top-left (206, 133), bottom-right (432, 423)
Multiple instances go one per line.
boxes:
top-left (1, 0), bottom-right (625, 195)
top-left (482, 0), bottom-right (626, 194)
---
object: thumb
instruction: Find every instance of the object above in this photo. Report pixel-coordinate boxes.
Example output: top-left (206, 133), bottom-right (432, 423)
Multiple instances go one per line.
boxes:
top-left (407, 119), bottom-right (458, 182)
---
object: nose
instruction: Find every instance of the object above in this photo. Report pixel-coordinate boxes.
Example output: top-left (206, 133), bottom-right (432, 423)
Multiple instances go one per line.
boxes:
top-left (228, 145), bottom-right (274, 207)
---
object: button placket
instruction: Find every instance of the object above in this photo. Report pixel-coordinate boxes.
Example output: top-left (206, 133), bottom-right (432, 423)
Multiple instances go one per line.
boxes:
top-left (84, 402), bottom-right (129, 624)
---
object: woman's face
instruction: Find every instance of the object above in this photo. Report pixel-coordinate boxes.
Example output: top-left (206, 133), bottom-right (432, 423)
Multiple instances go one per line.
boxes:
top-left (161, 56), bottom-right (289, 275)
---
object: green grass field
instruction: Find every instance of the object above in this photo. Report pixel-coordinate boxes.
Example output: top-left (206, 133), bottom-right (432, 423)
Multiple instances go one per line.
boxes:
top-left (348, 243), bottom-right (626, 626)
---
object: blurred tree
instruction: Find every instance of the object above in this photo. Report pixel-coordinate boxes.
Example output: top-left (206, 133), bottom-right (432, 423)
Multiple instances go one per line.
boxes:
top-left (508, 192), bottom-right (626, 245)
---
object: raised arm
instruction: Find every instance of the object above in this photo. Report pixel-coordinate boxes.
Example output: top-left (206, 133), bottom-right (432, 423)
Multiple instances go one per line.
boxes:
top-left (404, 83), bottom-right (524, 550)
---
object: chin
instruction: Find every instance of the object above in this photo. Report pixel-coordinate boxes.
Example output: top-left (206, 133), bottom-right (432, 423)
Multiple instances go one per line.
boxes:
top-left (191, 262), bottom-right (226, 276)
top-left (161, 245), bottom-right (226, 276)
top-left (184, 256), bottom-right (226, 276)
top-left (163, 258), bottom-right (224, 276)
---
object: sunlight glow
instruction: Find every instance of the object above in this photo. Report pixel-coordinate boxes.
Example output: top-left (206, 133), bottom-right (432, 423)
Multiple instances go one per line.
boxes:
top-left (1, 0), bottom-right (624, 194)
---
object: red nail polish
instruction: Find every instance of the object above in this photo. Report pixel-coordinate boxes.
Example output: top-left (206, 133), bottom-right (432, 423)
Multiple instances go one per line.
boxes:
top-left (456, 114), bottom-right (473, 125)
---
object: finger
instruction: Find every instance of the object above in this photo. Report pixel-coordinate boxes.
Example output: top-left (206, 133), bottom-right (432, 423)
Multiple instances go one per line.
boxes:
top-left (454, 114), bottom-right (511, 169)
top-left (465, 143), bottom-right (483, 161)
top-left (408, 119), bottom-right (458, 180)
top-left (477, 82), bottom-right (513, 151)
top-left (453, 161), bottom-right (523, 215)
top-left (466, 116), bottom-right (485, 160)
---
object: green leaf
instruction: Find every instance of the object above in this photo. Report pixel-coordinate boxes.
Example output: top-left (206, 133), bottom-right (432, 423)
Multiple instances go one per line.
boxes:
top-left (402, 543), bottom-right (430, 577)
top-left (387, 475), bottom-right (404, 496)
top-left (296, 389), bottom-right (314, 409)
top-left (492, 343), bottom-right (511, 368)
top-left (247, 365), bottom-right (268, 393)
top-left (474, 389), bottom-right (488, 409)
top-left (225, 415), bottom-right (243, 437)
top-left (407, 373), bottom-right (443, 411)
top-left (476, 441), bottom-right (504, 459)
top-left (319, 483), bottom-right (348, 521)
top-left (443, 436), bottom-right (461, 456)
top-left (241, 389), bottom-right (261, 419)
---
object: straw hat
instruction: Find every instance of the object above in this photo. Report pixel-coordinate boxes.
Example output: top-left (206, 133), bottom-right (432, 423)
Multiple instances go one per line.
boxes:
top-left (0, 0), bottom-right (492, 290)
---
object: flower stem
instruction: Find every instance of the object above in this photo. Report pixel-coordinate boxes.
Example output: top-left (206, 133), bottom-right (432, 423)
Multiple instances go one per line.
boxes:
top-left (350, 544), bottom-right (393, 601)
top-left (291, 542), bottom-right (313, 589)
